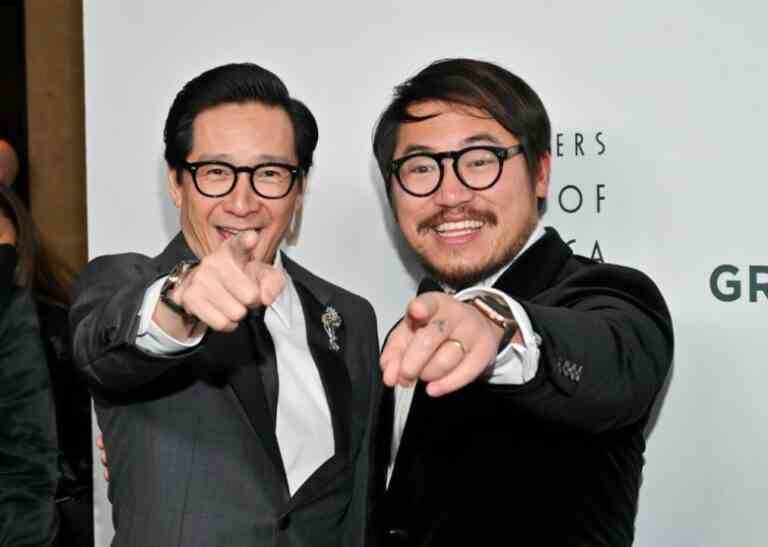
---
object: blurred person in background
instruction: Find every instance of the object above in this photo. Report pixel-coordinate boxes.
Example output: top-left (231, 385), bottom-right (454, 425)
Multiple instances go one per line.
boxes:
top-left (0, 184), bottom-right (93, 546)
top-left (0, 140), bottom-right (19, 186)
top-left (0, 185), bottom-right (59, 545)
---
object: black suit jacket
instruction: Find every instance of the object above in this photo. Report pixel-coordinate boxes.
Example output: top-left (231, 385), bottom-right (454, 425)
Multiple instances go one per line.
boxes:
top-left (70, 234), bottom-right (380, 547)
top-left (0, 245), bottom-right (60, 546)
top-left (373, 228), bottom-right (674, 547)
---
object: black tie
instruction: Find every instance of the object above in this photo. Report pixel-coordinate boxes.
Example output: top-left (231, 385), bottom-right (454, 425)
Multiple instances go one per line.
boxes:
top-left (249, 311), bottom-right (279, 429)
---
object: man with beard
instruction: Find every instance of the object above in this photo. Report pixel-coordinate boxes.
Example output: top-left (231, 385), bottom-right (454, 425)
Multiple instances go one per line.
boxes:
top-left (369, 58), bottom-right (674, 546)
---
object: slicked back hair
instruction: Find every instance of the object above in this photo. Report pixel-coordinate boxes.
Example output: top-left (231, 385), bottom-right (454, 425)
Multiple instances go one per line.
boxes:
top-left (373, 58), bottom-right (550, 213)
top-left (164, 63), bottom-right (318, 184)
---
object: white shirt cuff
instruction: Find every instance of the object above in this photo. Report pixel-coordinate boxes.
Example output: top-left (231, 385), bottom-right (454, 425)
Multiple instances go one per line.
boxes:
top-left (454, 286), bottom-right (541, 385)
top-left (135, 276), bottom-right (206, 355)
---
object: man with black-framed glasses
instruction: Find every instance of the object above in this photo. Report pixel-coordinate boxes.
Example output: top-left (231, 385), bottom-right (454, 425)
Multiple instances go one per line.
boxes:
top-left (70, 63), bottom-right (379, 547)
top-left (368, 58), bottom-right (674, 546)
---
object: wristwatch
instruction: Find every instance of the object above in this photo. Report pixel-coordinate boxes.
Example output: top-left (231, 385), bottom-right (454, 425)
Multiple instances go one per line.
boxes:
top-left (468, 294), bottom-right (519, 352)
top-left (159, 260), bottom-right (199, 321)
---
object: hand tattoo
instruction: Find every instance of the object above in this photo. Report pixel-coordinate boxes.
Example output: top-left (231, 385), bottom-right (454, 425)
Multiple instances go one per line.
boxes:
top-left (433, 319), bottom-right (446, 334)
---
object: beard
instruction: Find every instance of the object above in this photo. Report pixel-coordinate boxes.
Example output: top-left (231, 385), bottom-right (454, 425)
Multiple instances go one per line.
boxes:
top-left (415, 207), bottom-right (538, 290)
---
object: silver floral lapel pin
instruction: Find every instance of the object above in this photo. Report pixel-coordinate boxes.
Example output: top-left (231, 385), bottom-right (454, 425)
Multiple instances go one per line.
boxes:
top-left (321, 306), bottom-right (342, 352)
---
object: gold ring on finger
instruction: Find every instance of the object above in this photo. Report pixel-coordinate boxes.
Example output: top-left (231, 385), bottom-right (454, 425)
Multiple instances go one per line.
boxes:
top-left (445, 338), bottom-right (466, 356)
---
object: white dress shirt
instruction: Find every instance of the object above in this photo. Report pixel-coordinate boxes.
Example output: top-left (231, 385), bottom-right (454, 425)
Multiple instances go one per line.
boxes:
top-left (135, 252), bottom-right (334, 496)
top-left (387, 223), bottom-right (545, 485)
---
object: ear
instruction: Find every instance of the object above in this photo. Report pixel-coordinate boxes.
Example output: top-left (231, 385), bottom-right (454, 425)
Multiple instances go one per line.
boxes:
top-left (285, 176), bottom-right (305, 245)
top-left (534, 152), bottom-right (551, 199)
top-left (167, 166), bottom-right (183, 209)
top-left (295, 175), bottom-right (307, 210)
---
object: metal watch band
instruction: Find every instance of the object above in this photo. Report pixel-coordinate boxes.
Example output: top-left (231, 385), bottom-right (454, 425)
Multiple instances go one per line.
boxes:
top-left (159, 259), bottom-right (199, 321)
top-left (469, 294), bottom-right (519, 352)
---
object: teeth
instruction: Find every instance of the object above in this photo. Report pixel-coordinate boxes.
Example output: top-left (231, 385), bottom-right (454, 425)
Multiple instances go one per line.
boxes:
top-left (219, 227), bottom-right (260, 236)
top-left (434, 220), bottom-right (484, 233)
top-left (221, 227), bottom-right (258, 233)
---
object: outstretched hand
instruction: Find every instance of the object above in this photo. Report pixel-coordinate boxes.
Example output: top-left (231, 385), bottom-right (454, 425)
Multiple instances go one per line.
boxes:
top-left (380, 292), bottom-right (503, 396)
top-left (154, 231), bottom-right (286, 338)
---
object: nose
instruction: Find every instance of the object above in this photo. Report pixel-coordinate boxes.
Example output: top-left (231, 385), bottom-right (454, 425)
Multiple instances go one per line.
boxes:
top-left (433, 160), bottom-right (473, 208)
top-left (223, 172), bottom-right (261, 216)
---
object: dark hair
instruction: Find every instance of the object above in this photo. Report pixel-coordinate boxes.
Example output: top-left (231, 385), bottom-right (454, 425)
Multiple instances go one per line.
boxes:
top-left (164, 63), bottom-right (319, 179)
top-left (373, 58), bottom-right (551, 213)
top-left (0, 185), bottom-right (73, 305)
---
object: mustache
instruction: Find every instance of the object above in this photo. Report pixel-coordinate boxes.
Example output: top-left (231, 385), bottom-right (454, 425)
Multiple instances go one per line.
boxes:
top-left (416, 208), bottom-right (498, 234)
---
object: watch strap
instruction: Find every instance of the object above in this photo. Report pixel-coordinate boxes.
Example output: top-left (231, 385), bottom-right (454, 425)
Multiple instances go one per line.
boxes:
top-left (468, 294), bottom-right (519, 353)
top-left (159, 260), bottom-right (199, 321)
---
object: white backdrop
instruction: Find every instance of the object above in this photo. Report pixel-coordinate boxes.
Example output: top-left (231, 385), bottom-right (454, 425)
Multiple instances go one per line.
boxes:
top-left (83, 2), bottom-right (768, 545)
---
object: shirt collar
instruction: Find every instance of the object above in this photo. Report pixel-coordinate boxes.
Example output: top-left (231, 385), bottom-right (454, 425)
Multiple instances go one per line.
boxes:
top-left (267, 251), bottom-right (297, 330)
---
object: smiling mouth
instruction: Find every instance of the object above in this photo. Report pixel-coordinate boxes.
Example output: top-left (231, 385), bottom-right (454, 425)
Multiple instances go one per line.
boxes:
top-left (217, 226), bottom-right (261, 239)
top-left (433, 219), bottom-right (485, 238)
top-left (417, 207), bottom-right (497, 237)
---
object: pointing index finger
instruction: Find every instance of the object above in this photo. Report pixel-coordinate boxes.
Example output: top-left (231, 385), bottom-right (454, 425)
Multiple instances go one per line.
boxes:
top-left (380, 320), bottom-right (411, 386)
top-left (407, 292), bottom-right (442, 325)
top-left (227, 230), bottom-right (260, 268)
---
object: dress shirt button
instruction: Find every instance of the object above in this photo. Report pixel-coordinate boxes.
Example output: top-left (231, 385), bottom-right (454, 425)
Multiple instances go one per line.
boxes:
top-left (277, 515), bottom-right (291, 531)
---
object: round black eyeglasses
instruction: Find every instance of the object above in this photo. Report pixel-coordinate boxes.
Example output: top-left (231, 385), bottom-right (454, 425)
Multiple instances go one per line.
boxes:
top-left (390, 144), bottom-right (524, 197)
top-left (183, 161), bottom-right (300, 199)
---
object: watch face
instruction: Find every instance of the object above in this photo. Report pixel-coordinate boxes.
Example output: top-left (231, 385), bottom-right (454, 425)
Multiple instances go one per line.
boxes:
top-left (168, 260), bottom-right (199, 284)
top-left (160, 262), bottom-right (199, 320)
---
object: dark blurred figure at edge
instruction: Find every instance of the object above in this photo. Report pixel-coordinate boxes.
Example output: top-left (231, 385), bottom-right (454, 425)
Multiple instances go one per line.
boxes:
top-left (0, 139), bottom-right (20, 187)
top-left (0, 184), bottom-right (93, 546)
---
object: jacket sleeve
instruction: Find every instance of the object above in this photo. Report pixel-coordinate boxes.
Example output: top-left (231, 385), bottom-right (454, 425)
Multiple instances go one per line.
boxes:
top-left (0, 289), bottom-right (59, 545)
top-left (489, 263), bottom-right (674, 434)
top-left (69, 253), bottom-right (194, 392)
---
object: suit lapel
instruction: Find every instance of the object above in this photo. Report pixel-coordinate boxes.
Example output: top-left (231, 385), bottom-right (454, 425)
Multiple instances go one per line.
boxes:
top-left (287, 272), bottom-right (354, 508)
top-left (201, 324), bottom-right (290, 500)
top-left (385, 380), bottom-right (429, 496)
top-left (492, 227), bottom-right (573, 299)
top-left (371, 383), bottom-right (394, 501)
top-left (153, 232), bottom-right (198, 273)
top-left (384, 280), bottom-right (444, 494)
top-left (292, 281), bottom-right (352, 459)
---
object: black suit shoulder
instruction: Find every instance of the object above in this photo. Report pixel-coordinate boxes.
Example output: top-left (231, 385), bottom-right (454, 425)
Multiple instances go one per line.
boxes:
top-left (541, 254), bottom-right (673, 336)
top-left (555, 252), bottom-right (670, 302)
